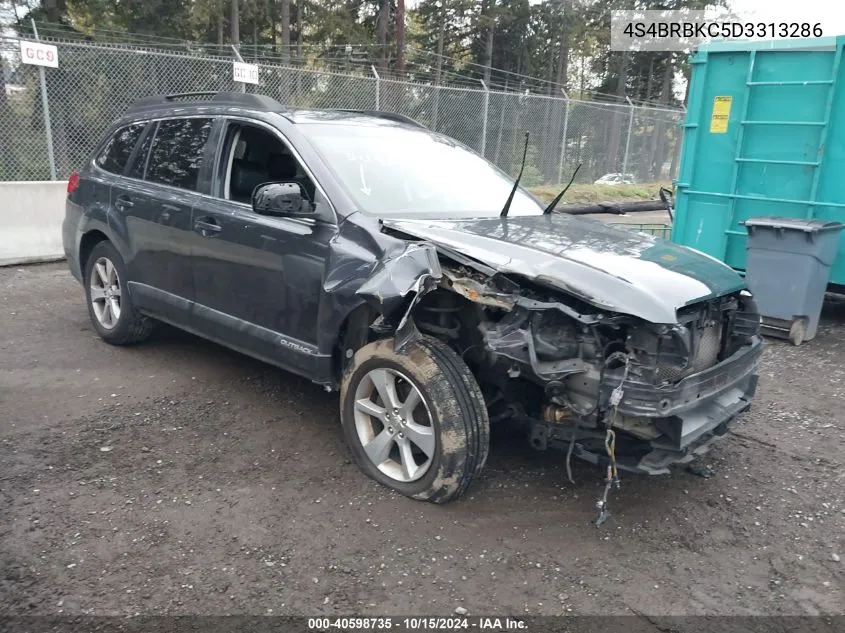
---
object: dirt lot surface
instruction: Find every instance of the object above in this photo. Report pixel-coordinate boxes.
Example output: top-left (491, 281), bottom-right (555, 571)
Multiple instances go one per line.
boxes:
top-left (2, 263), bottom-right (844, 619)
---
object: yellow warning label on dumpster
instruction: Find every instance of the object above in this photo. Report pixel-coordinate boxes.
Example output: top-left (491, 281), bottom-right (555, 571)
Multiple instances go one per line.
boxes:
top-left (710, 96), bottom-right (732, 133)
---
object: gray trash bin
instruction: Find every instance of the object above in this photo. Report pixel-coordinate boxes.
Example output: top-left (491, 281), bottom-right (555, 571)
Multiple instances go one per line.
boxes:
top-left (742, 217), bottom-right (844, 345)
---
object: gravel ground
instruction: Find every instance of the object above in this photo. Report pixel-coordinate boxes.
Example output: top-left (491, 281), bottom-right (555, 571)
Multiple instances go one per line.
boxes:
top-left (1, 263), bottom-right (844, 618)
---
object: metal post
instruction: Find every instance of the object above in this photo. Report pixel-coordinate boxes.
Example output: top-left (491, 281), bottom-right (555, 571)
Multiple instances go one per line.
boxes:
top-left (433, 84), bottom-right (440, 131)
top-left (31, 20), bottom-right (57, 181)
top-left (372, 65), bottom-right (380, 110)
top-left (621, 96), bottom-right (635, 177)
top-left (557, 89), bottom-right (570, 184)
top-left (480, 79), bottom-right (489, 158)
top-left (231, 45), bottom-right (246, 93)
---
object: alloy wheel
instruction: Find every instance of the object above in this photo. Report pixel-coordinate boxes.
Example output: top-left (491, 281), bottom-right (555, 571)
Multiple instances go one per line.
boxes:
top-left (353, 367), bottom-right (436, 482)
top-left (89, 256), bottom-right (122, 330)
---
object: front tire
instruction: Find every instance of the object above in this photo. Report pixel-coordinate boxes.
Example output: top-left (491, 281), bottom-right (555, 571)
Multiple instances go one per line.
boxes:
top-left (84, 241), bottom-right (153, 345)
top-left (340, 336), bottom-right (490, 503)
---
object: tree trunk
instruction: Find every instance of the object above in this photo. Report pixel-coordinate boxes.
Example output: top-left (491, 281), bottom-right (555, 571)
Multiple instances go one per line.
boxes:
top-left (483, 21), bottom-right (494, 86)
top-left (661, 60), bottom-right (672, 103)
top-left (395, 0), bottom-right (406, 79)
top-left (547, 4), bottom-right (570, 183)
top-left (41, 0), bottom-right (66, 22)
top-left (270, 0), bottom-right (277, 50)
top-left (0, 57), bottom-right (17, 179)
top-left (555, 4), bottom-right (569, 91)
top-left (432, 6), bottom-right (445, 131)
top-left (277, 0), bottom-right (290, 102)
top-left (217, 0), bottom-right (224, 45)
top-left (493, 78), bottom-right (508, 167)
top-left (541, 41), bottom-right (555, 182)
top-left (645, 56), bottom-right (655, 102)
top-left (648, 57), bottom-right (673, 180)
top-left (617, 50), bottom-right (629, 98)
top-left (580, 45), bottom-right (585, 97)
top-left (434, 9), bottom-right (445, 84)
top-left (230, 0), bottom-right (240, 47)
top-left (669, 120), bottom-right (684, 180)
top-left (377, 0), bottom-right (389, 76)
top-left (606, 50), bottom-right (629, 172)
top-left (0, 59), bottom-right (7, 110)
top-left (296, 0), bottom-right (302, 55)
top-left (295, 0), bottom-right (302, 104)
top-left (45, 69), bottom-right (69, 178)
top-left (281, 0), bottom-right (290, 64)
top-left (670, 60), bottom-right (687, 180)
top-left (557, 200), bottom-right (671, 215)
top-left (376, 0), bottom-right (390, 75)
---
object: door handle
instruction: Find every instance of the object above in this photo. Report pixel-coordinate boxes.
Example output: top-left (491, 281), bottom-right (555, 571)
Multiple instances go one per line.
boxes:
top-left (194, 217), bottom-right (222, 236)
top-left (114, 195), bottom-right (134, 211)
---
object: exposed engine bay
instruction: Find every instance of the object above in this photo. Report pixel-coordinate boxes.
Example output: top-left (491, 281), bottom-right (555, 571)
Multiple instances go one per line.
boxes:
top-left (356, 215), bottom-right (764, 522)
top-left (405, 260), bottom-right (763, 480)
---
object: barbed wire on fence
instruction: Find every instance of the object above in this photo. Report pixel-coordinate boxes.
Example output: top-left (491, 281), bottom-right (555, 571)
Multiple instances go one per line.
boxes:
top-left (17, 21), bottom-right (688, 106)
top-left (0, 35), bottom-right (685, 186)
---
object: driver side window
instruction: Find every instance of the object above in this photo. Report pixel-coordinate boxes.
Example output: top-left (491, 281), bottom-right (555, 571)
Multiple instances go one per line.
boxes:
top-left (217, 122), bottom-right (317, 205)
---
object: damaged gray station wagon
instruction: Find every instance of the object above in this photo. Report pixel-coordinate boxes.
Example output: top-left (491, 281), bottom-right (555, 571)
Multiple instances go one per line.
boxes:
top-left (64, 92), bottom-right (764, 507)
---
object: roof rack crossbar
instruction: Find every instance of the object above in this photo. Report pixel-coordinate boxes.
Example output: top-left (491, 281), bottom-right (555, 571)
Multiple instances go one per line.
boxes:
top-left (334, 109), bottom-right (425, 128)
top-left (126, 91), bottom-right (284, 113)
top-left (166, 91), bottom-right (218, 100)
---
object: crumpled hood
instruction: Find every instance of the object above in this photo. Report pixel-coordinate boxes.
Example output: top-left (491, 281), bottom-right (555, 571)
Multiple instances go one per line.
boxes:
top-left (382, 214), bottom-right (746, 324)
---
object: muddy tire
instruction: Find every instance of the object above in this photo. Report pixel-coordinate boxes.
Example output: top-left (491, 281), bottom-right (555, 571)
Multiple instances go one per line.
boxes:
top-left (84, 241), bottom-right (154, 346)
top-left (340, 336), bottom-right (490, 503)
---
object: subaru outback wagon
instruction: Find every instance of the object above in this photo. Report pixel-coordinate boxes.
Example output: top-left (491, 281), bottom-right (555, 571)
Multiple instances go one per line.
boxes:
top-left (64, 92), bottom-right (763, 504)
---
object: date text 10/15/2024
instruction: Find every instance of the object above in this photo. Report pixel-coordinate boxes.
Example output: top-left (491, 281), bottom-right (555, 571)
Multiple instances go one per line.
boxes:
top-left (308, 617), bottom-right (528, 631)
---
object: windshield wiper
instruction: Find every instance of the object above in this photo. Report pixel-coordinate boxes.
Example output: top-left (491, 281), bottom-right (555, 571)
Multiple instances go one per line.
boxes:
top-left (500, 132), bottom-right (529, 218)
top-left (542, 163), bottom-right (582, 215)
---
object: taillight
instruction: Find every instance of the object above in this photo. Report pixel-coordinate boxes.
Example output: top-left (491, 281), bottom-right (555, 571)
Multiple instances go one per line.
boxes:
top-left (67, 171), bottom-right (80, 195)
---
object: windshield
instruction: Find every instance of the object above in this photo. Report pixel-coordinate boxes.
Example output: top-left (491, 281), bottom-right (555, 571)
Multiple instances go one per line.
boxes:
top-left (301, 123), bottom-right (544, 218)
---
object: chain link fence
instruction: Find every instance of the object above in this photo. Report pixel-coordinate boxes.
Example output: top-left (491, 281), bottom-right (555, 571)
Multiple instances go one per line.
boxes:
top-left (1, 36), bottom-right (685, 185)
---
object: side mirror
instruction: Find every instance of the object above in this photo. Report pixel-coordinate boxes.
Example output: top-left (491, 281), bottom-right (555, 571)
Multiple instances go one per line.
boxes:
top-left (252, 182), bottom-right (312, 217)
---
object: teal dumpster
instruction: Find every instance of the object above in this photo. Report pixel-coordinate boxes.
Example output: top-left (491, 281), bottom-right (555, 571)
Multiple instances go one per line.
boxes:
top-left (671, 36), bottom-right (845, 290)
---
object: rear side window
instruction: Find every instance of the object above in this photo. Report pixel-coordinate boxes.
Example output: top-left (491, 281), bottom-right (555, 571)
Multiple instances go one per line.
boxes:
top-left (145, 118), bottom-right (213, 190)
top-left (95, 123), bottom-right (146, 174)
top-left (127, 127), bottom-right (154, 180)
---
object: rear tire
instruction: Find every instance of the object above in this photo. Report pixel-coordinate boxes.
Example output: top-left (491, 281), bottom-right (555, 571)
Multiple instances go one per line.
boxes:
top-left (84, 241), bottom-right (154, 345)
top-left (340, 336), bottom-right (490, 503)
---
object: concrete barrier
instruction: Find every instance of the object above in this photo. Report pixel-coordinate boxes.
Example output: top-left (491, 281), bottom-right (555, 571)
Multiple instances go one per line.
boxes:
top-left (0, 181), bottom-right (68, 266)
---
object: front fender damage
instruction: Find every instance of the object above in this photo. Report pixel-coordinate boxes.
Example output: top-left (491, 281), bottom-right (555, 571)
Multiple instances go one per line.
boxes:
top-left (355, 242), bottom-right (443, 351)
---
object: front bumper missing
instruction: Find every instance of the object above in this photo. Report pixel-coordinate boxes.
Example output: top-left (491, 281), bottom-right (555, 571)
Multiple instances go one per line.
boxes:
top-left (602, 338), bottom-right (764, 419)
top-left (582, 375), bottom-right (755, 475)
top-left (533, 398), bottom-right (748, 476)
top-left (529, 338), bottom-right (763, 475)
top-left (571, 420), bottom-right (732, 476)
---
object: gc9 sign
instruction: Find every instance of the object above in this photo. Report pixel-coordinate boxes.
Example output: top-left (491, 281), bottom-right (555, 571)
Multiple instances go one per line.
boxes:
top-left (20, 40), bottom-right (59, 68)
top-left (233, 61), bottom-right (259, 85)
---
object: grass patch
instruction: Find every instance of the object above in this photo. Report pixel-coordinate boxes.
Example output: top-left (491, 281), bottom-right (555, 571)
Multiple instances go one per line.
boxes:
top-left (529, 182), bottom-right (670, 205)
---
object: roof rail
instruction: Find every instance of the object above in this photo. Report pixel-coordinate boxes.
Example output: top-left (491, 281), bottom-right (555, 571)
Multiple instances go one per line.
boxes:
top-left (333, 109), bottom-right (426, 128)
top-left (126, 91), bottom-right (285, 113)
